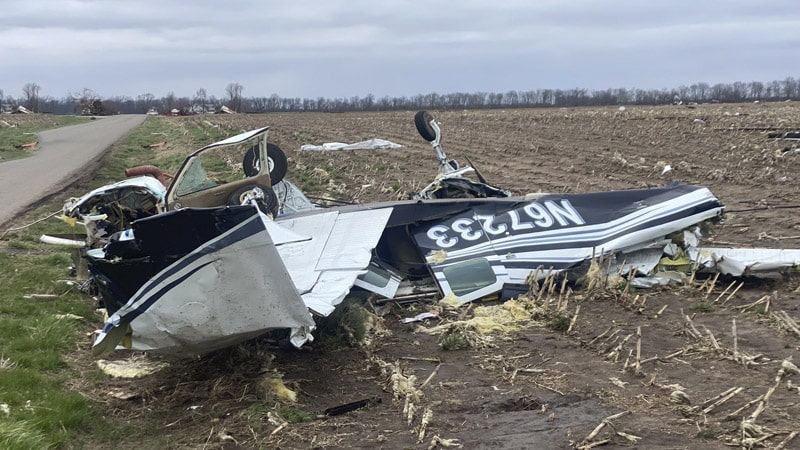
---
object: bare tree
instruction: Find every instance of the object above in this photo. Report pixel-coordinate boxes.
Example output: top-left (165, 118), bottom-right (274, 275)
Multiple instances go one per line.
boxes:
top-left (137, 93), bottom-right (156, 113)
top-left (194, 88), bottom-right (207, 112)
top-left (163, 91), bottom-right (177, 112)
top-left (22, 82), bottom-right (41, 112)
top-left (782, 77), bottom-right (798, 99)
top-left (750, 81), bottom-right (764, 101)
top-left (225, 82), bottom-right (244, 112)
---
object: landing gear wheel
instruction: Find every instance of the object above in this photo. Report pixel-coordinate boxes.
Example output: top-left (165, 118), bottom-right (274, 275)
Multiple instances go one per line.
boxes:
top-left (227, 185), bottom-right (279, 217)
top-left (243, 145), bottom-right (260, 177)
top-left (242, 143), bottom-right (288, 186)
top-left (414, 110), bottom-right (437, 142)
top-left (267, 143), bottom-right (288, 185)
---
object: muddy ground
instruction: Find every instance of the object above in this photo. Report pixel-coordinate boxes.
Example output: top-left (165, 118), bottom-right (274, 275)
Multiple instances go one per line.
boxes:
top-left (74, 103), bottom-right (800, 449)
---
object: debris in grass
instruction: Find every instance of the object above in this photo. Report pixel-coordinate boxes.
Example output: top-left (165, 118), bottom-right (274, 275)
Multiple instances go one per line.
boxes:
top-left (96, 356), bottom-right (169, 378)
top-left (427, 435), bottom-right (462, 449)
top-left (323, 397), bottom-right (379, 416)
top-left (107, 389), bottom-right (139, 401)
top-left (0, 355), bottom-right (17, 371)
top-left (402, 312), bottom-right (439, 324)
top-left (54, 313), bottom-right (84, 320)
top-left (262, 376), bottom-right (297, 402)
top-left (23, 294), bottom-right (59, 300)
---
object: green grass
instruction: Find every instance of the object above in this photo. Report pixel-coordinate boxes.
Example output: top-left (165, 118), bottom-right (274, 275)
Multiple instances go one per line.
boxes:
top-left (690, 302), bottom-right (714, 313)
top-left (547, 313), bottom-right (571, 332)
top-left (313, 297), bottom-right (368, 349)
top-left (0, 116), bottom-right (217, 448)
top-left (0, 115), bottom-right (90, 162)
top-left (0, 421), bottom-right (50, 450)
top-left (440, 328), bottom-right (471, 351)
top-left (0, 232), bottom-right (110, 448)
top-left (277, 406), bottom-right (312, 423)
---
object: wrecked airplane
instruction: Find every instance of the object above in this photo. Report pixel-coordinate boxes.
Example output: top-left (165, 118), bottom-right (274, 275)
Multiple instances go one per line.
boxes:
top-left (58, 111), bottom-right (800, 356)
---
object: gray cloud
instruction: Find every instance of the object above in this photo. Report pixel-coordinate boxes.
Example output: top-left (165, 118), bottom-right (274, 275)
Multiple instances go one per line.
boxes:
top-left (1, 0), bottom-right (799, 99)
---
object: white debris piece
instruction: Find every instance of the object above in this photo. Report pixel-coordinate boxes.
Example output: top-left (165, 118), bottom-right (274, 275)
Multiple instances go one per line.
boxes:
top-left (275, 208), bottom-right (394, 316)
top-left (300, 139), bottom-right (402, 151)
top-left (402, 312), bottom-right (438, 324)
top-left (691, 247), bottom-right (800, 276)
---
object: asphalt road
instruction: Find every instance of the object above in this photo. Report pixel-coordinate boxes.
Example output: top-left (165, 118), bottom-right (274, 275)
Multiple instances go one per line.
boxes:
top-left (0, 115), bottom-right (146, 227)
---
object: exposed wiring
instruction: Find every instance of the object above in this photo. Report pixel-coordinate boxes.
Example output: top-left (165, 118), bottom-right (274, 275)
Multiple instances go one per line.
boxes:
top-left (0, 210), bottom-right (62, 240)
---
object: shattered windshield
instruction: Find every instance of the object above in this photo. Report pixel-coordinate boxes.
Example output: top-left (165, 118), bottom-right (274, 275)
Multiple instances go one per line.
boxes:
top-left (175, 158), bottom-right (218, 196)
top-left (174, 144), bottom-right (252, 197)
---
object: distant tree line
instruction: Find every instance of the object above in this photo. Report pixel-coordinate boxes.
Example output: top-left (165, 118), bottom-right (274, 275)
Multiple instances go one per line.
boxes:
top-left (1, 78), bottom-right (798, 115)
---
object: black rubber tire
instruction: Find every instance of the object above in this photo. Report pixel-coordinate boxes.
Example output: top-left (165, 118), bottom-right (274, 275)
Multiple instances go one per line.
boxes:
top-left (242, 143), bottom-right (288, 185)
top-left (227, 185), bottom-right (279, 217)
top-left (242, 145), bottom-right (260, 177)
top-left (414, 110), bottom-right (437, 142)
top-left (267, 143), bottom-right (288, 185)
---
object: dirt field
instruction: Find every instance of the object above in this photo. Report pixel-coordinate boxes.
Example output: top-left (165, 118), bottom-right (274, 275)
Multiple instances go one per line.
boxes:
top-left (74, 103), bottom-right (800, 449)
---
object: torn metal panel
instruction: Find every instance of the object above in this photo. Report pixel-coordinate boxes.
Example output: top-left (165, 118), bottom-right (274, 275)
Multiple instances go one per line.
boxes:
top-left (301, 270), bottom-right (368, 316)
top-left (615, 246), bottom-right (670, 276)
top-left (194, 126), bottom-right (269, 151)
top-left (274, 208), bottom-right (394, 315)
top-left (272, 211), bottom-right (339, 293)
top-left (88, 204), bottom-right (393, 354)
top-left (690, 247), bottom-right (800, 276)
top-left (63, 176), bottom-right (166, 245)
top-left (354, 262), bottom-right (403, 299)
top-left (64, 176), bottom-right (166, 215)
top-left (273, 179), bottom-right (318, 214)
top-left (91, 206), bottom-right (315, 356)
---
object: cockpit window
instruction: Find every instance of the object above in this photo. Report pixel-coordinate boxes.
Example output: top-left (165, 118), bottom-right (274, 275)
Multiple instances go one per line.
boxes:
top-left (442, 258), bottom-right (497, 296)
top-left (175, 158), bottom-right (218, 196)
top-left (174, 143), bottom-right (253, 197)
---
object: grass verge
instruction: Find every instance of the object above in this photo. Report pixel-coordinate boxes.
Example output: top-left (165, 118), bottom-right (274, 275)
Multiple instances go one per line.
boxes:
top-left (0, 116), bottom-right (215, 448)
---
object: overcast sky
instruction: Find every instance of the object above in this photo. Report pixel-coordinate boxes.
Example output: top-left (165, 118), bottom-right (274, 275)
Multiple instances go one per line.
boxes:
top-left (2, 0), bottom-right (799, 101)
